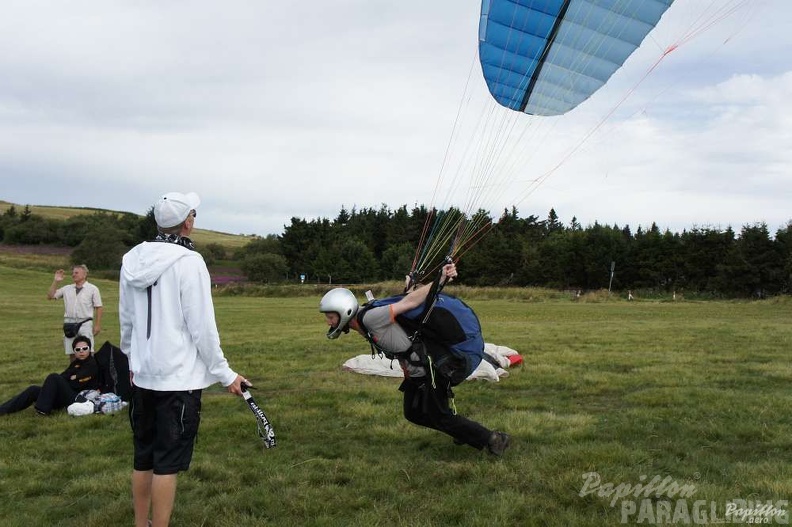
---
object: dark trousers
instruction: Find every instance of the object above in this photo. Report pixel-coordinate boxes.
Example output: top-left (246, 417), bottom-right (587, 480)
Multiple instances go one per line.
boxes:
top-left (0, 374), bottom-right (77, 415)
top-left (400, 375), bottom-right (491, 449)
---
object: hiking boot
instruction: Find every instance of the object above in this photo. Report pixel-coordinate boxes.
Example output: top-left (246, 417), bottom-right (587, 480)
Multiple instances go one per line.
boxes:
top-left (487, 431), bottom-right (510, 456)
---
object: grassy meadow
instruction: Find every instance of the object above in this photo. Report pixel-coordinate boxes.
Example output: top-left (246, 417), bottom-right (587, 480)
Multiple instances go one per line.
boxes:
top-left (0, 263), bottom-right (790, 526)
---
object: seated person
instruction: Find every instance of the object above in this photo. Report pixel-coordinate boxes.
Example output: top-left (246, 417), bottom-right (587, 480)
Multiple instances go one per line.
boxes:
top-left (0, 336), bottom-right (100, 416)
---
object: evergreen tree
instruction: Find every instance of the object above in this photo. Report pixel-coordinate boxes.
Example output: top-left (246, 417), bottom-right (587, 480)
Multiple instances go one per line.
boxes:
top-left (137, 207), bottom-right (158, 243)
top-left (774, 222), bottom-right (792, 293)
top-left (280, 217), bottom-right (328, 277)
top-left (724, 223), bottom-right (783, 297)
top-left (679, 227), bottom-right (734, 292)
top-left (544, 208), bottom-right (563, 234)
top-left (380, 242), bottom-right (414, 281)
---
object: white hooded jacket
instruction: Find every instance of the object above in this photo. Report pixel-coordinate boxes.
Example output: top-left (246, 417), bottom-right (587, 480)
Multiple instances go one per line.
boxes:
top-left (119, 241), bottom-right (237, 391)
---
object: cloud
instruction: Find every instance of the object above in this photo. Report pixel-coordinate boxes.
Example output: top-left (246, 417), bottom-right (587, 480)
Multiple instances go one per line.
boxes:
top-left (1, 1), bottom-right (790, 238)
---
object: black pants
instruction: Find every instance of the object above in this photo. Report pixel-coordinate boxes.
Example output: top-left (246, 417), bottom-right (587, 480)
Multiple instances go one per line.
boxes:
top-left (0, 374), bottom-right (77, 415)
top-left (400, 375), bottom-right (491, 449)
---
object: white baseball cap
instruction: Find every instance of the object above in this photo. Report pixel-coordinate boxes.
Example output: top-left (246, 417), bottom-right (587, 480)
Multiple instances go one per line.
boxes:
top-left (153, 192), bottom-right (201, 228)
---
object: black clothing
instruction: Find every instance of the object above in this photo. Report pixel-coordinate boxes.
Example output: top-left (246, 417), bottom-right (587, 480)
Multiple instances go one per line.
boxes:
top-left (130, 387), bottom-right (202, 474)
top-left (400, 375), bottom-right (491, 449)
top-left (355, 294), bottom-right (496, 450)
top-left (0, 355), bottom-right (100, 415)
top-left (61, 354), bottom-right (100, 391)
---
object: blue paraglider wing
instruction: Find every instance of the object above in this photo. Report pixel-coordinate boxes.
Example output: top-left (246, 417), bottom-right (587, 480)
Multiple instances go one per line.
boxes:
top-left (479, 0), bottom-right (674, 116)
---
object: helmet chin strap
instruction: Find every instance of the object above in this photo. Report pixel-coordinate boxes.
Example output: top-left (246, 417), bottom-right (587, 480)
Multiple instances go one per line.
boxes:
top-left (326, 322), bottom-right (351, 339)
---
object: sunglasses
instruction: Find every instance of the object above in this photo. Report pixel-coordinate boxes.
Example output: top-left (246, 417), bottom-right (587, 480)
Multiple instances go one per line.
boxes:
top-left (190, 210), bottom-right (197, 218)
top-left (73, 346), bottom-right (90, 352)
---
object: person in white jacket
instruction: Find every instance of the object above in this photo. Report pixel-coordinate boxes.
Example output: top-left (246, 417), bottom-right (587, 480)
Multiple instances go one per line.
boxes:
top-left (120, 191), bottom-right (248, 527)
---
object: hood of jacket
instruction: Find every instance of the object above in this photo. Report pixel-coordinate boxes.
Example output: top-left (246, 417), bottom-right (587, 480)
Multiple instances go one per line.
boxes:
top-left (121, 241), bottom-right (198, 289)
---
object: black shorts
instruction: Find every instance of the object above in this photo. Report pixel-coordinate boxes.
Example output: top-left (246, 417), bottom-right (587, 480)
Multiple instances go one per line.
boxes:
top-left (129, 387), bottom-right (202, 475)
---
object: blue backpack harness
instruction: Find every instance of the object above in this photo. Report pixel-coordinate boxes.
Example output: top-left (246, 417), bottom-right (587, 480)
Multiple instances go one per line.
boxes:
top-left (356, 292), bottom-right (485, 386)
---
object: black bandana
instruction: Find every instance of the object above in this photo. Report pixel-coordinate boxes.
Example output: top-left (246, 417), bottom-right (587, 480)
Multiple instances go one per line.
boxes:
top-left (153, 233), bottom-right (196, 251)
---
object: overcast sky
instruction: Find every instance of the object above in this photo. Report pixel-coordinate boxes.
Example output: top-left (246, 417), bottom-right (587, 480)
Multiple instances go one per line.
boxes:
top-left (1, 1), bottom-right (790, 237)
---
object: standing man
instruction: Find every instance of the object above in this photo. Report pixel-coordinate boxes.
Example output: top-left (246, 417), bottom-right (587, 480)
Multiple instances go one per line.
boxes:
top-left (47, 264), bottom-right (103, 356)
top-left (119, 191), bottom-right (249, 527)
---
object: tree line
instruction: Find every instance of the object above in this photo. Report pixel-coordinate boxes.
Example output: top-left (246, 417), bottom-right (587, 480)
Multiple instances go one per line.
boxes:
top-left (278, 205), bottom-right (792, 297)
top-left (2, 203), bottom-right (790, 297)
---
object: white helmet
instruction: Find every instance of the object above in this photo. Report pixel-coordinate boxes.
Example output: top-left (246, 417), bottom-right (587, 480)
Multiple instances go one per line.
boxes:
top-left (319, 288), bottom-right (359, 339)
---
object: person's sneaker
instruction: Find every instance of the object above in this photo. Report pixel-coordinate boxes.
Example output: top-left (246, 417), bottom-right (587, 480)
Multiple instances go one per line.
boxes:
top-left (487, 431), bottom-right (510, 456)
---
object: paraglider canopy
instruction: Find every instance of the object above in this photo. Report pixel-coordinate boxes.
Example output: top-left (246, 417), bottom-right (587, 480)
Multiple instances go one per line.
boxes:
top-left (479, 0), bottom-right (674, 115)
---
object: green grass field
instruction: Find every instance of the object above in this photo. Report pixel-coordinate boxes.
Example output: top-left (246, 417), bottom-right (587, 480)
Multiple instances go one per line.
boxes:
top-left (0, 264), bottom-right (789, 526)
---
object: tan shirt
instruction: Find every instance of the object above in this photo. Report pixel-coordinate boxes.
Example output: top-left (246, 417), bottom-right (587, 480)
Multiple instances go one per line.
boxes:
top-left (55, 281), bottom-right (102, 320)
